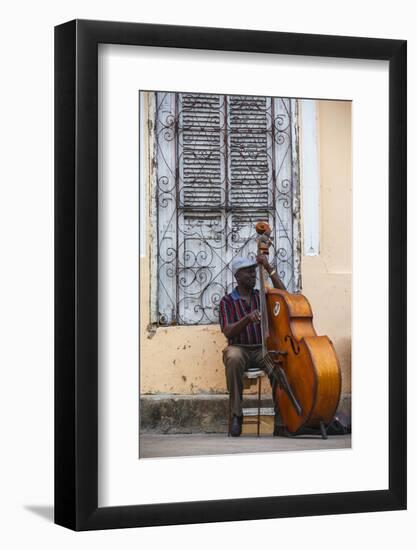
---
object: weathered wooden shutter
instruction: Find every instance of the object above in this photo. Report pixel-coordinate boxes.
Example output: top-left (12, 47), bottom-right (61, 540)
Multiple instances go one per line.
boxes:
top-left (228, 95), bottom-right (272, 208)
top-left (179, 94), bottom-right (224, 208)
top-left (153, 92), bottom-right (299, 326)
top-left (177, 94), bottom-right (226, 324)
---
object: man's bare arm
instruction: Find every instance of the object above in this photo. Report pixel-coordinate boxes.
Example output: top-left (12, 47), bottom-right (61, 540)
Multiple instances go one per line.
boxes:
top-left (222, 310), bottom-right (261, 339)
top-left (256, 254), bottom-right (286, 290)
top-left (270, 270), bottom-right (286, 290)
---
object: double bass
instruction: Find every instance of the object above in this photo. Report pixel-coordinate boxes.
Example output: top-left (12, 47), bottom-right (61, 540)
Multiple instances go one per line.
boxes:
top-left (256, 221), bottom-right (342, 438)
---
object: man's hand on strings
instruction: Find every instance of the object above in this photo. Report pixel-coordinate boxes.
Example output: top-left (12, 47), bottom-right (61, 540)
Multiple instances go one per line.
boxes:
top-left (247, 309), bottom-right (261, 324)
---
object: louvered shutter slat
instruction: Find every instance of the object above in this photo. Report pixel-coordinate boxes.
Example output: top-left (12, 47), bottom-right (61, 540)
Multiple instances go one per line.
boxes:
top-left (179, 94), bottom-right (223, 209)
top-left (228, 96), bottom-right (272, 209)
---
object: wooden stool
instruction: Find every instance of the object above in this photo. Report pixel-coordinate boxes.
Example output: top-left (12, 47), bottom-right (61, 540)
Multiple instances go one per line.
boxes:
top-left (228, 368), bottom-right (266, 436)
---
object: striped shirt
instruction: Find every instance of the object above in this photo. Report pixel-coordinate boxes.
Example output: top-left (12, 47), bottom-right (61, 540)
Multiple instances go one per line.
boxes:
top-left (219, 288), bottom-right (262, 346)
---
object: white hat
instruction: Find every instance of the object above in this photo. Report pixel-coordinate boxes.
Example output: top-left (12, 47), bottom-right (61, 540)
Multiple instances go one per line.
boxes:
top-left (231, 257), bottom-right (257, 276)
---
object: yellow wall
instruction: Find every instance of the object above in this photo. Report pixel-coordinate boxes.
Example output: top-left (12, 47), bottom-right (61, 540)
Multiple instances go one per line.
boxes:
top-left (140, 97), bottom-right (351, 397)
top-left (301, 100), bottom-right (352, 395)
top-left (140, 93), bottom-right (227, 394)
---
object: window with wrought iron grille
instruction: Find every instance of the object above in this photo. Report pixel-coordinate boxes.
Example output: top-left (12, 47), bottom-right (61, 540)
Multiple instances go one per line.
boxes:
top-left (147, 92), bottom-right (301, 326)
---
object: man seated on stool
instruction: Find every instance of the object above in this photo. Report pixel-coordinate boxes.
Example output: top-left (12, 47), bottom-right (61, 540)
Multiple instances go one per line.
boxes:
top-left (219, 256), bottom-right (286, 437)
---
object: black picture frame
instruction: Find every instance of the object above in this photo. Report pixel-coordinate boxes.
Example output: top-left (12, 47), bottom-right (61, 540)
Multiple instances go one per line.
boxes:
top-left (55, 19), bottom-right (407, 531)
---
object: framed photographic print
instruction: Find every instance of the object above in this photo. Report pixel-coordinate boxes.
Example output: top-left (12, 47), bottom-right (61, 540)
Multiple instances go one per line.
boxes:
top-left (55, 19), bottom-right (406, 530)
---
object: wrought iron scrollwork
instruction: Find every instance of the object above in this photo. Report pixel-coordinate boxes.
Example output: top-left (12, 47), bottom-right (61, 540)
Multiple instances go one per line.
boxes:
top-left (153, 92), bottom-right (299, 325)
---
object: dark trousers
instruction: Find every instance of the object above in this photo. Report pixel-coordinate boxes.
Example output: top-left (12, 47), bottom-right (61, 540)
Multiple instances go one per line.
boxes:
top-left (222, 344), bottom-right (278, 417)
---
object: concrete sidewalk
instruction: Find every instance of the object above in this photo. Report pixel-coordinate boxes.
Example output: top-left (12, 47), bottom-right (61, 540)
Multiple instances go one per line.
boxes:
top-left (139, 433), bottom-right (351, 458)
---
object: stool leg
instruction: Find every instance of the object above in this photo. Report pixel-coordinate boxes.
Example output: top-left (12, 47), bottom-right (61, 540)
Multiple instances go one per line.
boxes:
top-left (257, 376), bottom-right (262, 437)
top-left (228, 394), bottom-right (231, 436)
